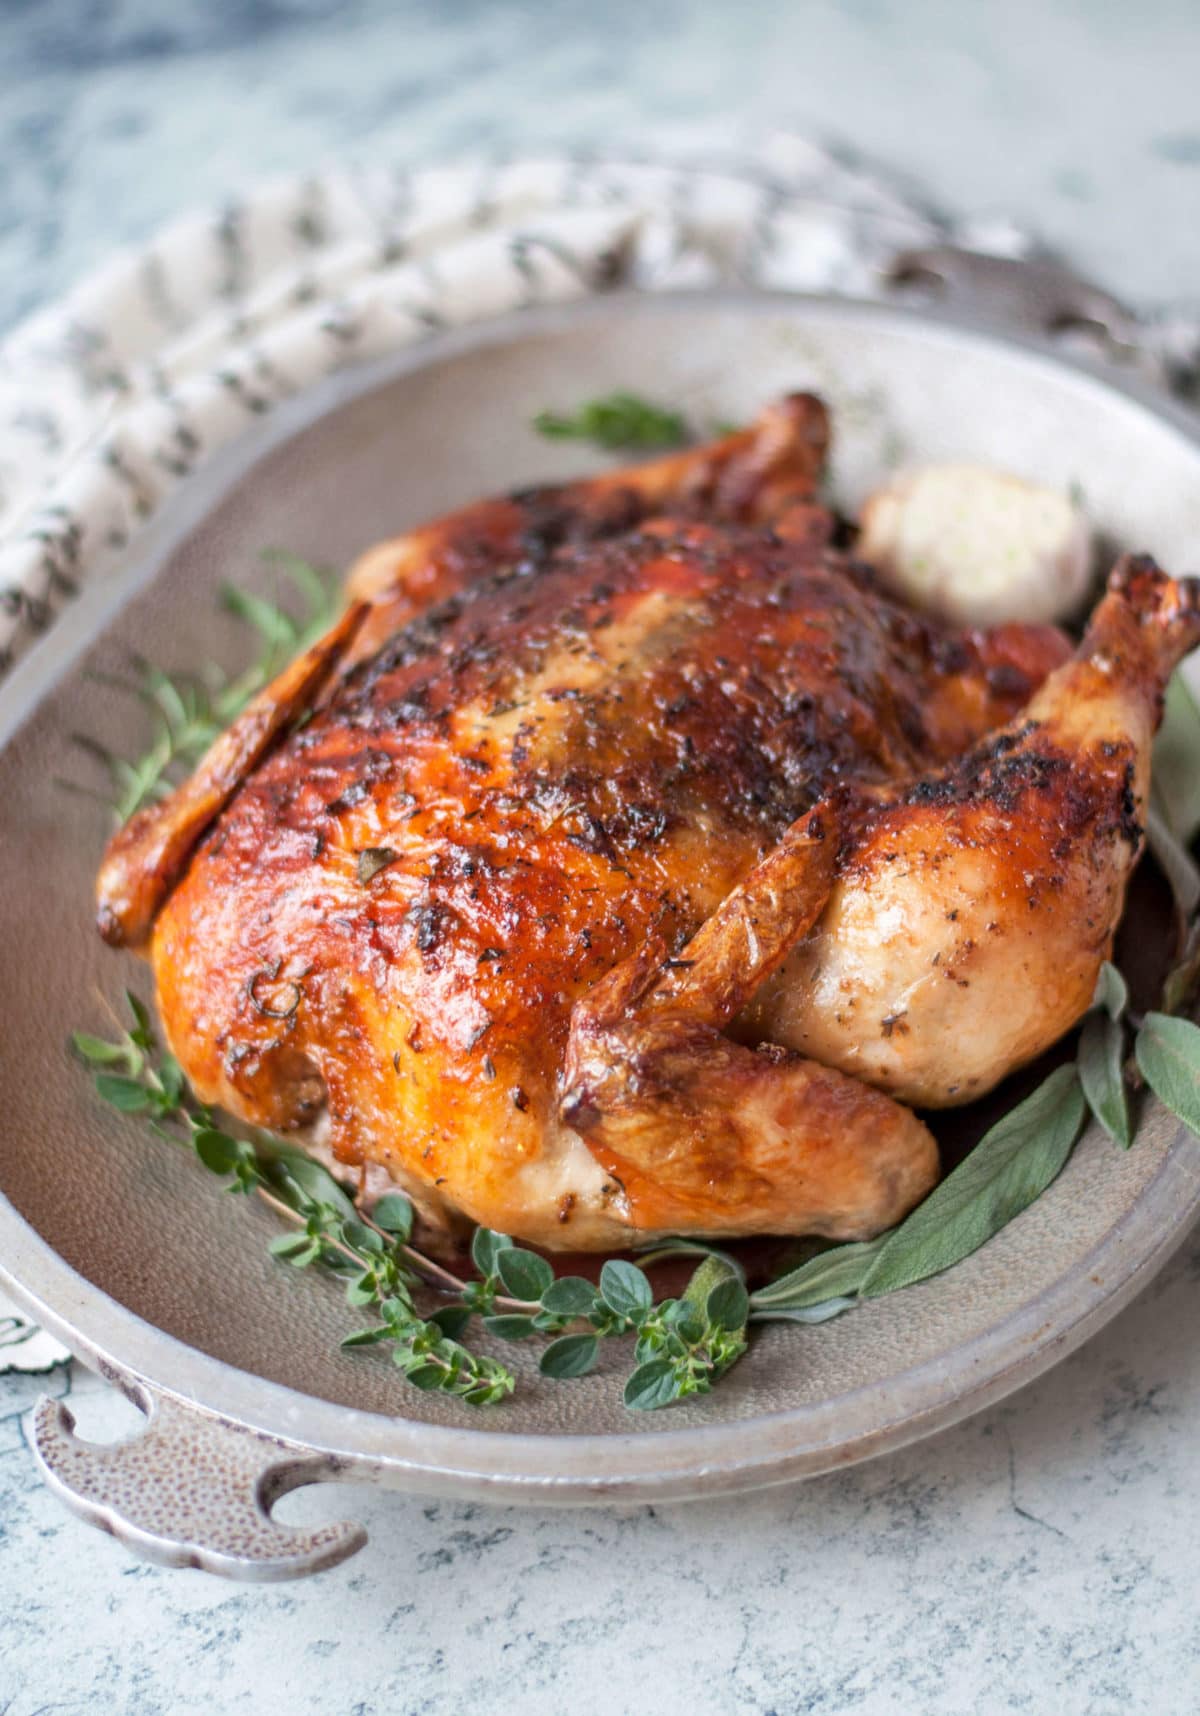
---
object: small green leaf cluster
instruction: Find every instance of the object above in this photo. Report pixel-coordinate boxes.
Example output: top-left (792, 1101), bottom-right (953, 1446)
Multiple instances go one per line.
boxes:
top-left (73, 997), bottom-right (514, 1407)
top-left (70, 552), bottom-right (338, 824)
top-left (73, 993), bottom-right (262, 1193)
top-left (748, 1059), bottom-right (1088, 1321)
top-left (532, 392), bottom-right (689, 451)
top-left (71, 997), bottom-right (749, 1412)
top-left (748, 962), bottom-right (1200, 1324)
top-left (467, 1238), bottom-right (748, 1408)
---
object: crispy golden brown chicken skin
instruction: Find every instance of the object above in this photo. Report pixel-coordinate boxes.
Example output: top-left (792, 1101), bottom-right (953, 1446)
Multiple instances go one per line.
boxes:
top-left (96, 397), bottom-right (1200, 1249)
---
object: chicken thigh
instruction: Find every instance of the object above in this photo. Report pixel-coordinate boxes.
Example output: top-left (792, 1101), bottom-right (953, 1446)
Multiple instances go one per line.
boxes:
top-left (95, 398), bottom-right (1196, 1250)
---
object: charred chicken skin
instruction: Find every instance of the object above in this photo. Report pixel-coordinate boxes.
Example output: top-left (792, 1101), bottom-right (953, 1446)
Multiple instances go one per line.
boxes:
top-left (96, 398), bottom-right (1200, 1250)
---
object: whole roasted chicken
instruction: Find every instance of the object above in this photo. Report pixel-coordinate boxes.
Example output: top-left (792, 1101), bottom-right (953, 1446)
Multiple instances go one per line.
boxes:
top-left (96, 397), bottom-right (1200, 1250)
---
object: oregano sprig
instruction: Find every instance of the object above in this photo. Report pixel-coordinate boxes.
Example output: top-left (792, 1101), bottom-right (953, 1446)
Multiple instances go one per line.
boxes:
top-left (72, 998), bottom-right (514, 1406)
top-left (71, 996), bottom-right (748, 1412)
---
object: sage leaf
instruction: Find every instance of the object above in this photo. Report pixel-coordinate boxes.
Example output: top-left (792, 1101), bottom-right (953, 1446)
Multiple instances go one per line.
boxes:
top-left (750, 1295), bottom-right (858, 1326)
top-left (1162, 921), bottom-right (1200, 1016)
top-left (623, 1358), bottom-right (680, 1411)
top-left (1079, 1009), bottom-right (1132, 1148)
top-left (1092, 960), bottom-right (1128, 1022)
top-left (749, 1233), bottom-right (891, 1315)
top-left (1136, 1011), bottom-right (1200, 1133)
top-left (1152, 672), bottom-right (1200, 846)
top-left (599, 1259), bottom-right (654, 1320)
top-left (495, 1248), bottom-right (555, 1302)
top-left (539, 1333), bottom-right (600, 1378)
top-left (860, 1064), bottom-right (1086, 1299)
top-left (1146, 802), bottom-right (1200, 934)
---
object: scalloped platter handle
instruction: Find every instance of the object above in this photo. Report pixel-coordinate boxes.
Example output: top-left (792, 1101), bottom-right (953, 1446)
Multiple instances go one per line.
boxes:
top-left (31, 1387), bottom-right (367, 1581)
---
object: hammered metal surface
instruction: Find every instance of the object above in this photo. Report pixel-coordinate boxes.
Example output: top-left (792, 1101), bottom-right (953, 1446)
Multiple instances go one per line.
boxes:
top-left (3, 296), bottom-right (1200, 1478)
top-left (31, 1391), bottom-right (365, 1579)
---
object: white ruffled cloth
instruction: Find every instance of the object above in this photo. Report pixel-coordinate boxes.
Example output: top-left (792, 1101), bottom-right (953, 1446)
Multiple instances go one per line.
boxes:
top-left (1, 135), bottom-right (1197, 1371)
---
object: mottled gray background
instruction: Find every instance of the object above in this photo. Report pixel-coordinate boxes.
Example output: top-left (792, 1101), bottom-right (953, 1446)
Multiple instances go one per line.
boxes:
top-left (3, 2), bottom-right (1200, 1712)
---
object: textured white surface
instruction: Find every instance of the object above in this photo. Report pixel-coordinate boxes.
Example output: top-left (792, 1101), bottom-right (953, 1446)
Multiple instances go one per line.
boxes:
top-left (4, 2), bottom-right (1200, 1710)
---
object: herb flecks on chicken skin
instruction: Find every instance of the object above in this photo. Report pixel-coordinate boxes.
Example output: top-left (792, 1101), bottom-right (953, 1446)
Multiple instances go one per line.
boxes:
top-left (95, 397), bottom-right (1200, 1250)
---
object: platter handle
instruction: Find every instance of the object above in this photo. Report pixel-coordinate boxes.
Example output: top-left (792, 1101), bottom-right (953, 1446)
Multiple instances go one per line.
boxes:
top-left (30, 1386), bottom-right (366, 1582)
top-left (884, 245), bottom-right (1157, 378)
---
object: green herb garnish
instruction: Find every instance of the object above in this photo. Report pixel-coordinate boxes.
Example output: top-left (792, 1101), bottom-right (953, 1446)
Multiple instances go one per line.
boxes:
top-left (69, 551), bottom-right (338, 824)
top-left (72, 996), bottom-right (748, 1413)
top-left (68, 468), bottom-right (1200, 1410)
top-left (533, 391), bottom-right (689, 451)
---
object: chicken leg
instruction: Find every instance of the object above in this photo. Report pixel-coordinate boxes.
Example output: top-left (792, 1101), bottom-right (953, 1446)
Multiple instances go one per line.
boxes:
top-left (561, 803), bottom-right (940, 1238)
top-left (744, 555), bottom-right (1200, 1104)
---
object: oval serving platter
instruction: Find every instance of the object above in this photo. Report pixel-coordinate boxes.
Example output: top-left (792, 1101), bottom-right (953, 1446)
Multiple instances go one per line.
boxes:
top-left (3, 291), bottom-right (1200, 1540)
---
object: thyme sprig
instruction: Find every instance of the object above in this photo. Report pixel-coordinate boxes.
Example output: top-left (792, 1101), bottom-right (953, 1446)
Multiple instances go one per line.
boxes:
top-left (74, 552), bottom-right (338, 824)
top-left (532, 391), bottom-right (689, 451)
top-left (72, 996), bottom-right (749, 1411)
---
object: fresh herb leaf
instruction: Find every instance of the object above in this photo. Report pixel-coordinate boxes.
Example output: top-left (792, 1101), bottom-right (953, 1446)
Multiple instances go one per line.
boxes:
top-left (264, 1147), bottom-right (356, 1219)
top-left (1135, 1012), bottom-right (1200, 1133)
top-left (748, 1234), bottom-right (891, 1316)
top-left (860, 1065), bottom-right (1086, 1299)
top-left (193, 1128), bottom-right (246, 1176)
top-left (623, 1359), bottom-right (681, 1411)
top-left (1079, 1010), bottom-right (1132, 1148)
top-left (93, 1073), bottom-right (153, 1112)
top-left (269, 1230), bottom-right (320, 1261)
top-left (539, 1333), bottom-right (600, 1378)
top-left (76, 554), bottom-right (338, 824)
top-left (704, 1276), bottom-right (750, 1334)
top-left (483, 1314), bottom-right (539, 1341)
top-left (540, 1275), bottom-right (599, 1317)
top-left (1147, 801), bottom-right (1200, 941)
top-left (495, 1247), bottom-right (555, 1303)
top-left (471, 1228), bottom-right (515, 1277)
top-left (532, 392), bottom-right (688, 451)
top-left (751, 1295), bottom-right (859, 1325)
top-left (71, 1032), bottom-right (131, 1065)
top-left (429, 1304), bottom-right (472, 1339)
top-left (1092, 959), bottom-right (1128, 1022)
top-left (372, 1193), bottom-right (414, 1240)
top-left (598, 1259), bottom-right (654, 1321)
top-left (1152, 673), bottom-right (1200, 847)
